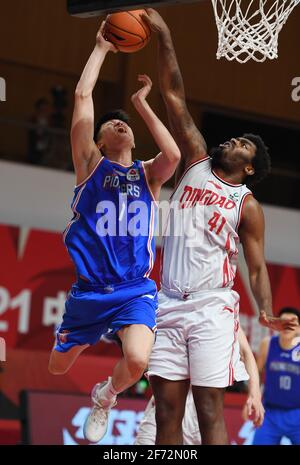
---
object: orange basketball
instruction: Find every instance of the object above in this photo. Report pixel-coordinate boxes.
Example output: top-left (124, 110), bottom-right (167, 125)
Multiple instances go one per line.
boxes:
top-left (103, 9), bottom-right (151, 53)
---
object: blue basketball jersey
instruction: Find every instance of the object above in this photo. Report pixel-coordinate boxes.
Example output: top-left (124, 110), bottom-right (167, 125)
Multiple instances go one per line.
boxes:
top-left (264, 335), bottom-right (300, 409)
top-left (63, 157), bottom-right (157, 285)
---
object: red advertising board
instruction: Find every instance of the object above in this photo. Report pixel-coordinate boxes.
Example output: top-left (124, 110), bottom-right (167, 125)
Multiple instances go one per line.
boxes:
top-left (21, 391), bottom-right (258, 445)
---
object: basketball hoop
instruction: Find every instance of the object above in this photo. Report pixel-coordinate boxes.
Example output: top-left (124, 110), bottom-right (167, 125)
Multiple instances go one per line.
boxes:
top-left (211, 0), bottom-right (300, 63)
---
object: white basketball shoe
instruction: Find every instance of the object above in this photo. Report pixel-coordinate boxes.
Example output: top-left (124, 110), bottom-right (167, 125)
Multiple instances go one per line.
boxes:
top-left (83, 379), bottom-right (117, 443)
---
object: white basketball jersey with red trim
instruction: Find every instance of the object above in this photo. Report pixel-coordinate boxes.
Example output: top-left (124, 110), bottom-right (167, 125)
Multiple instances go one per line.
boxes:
top-left (161, 157), bottom-right (252, 293)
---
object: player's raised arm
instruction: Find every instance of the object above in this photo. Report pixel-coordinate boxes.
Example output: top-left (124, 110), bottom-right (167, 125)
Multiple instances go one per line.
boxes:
top-left (131, 74), bottom-right (180, 195)
top-left (71, 23), bottom-right (117, 183)
top-left (239, 196), bottom-right (298, 332)
top-left (142, 8), bottom-right (207, 171)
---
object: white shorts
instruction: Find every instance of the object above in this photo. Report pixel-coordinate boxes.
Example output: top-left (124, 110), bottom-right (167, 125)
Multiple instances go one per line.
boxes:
top-left (148, 288), bottom-right (249, 388)
top-left (135, 390), bottom-right (201, 445)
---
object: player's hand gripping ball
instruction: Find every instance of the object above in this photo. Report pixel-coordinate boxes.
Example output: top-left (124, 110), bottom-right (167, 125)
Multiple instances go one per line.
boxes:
top-left (103, 9), bottom-right (151, 53)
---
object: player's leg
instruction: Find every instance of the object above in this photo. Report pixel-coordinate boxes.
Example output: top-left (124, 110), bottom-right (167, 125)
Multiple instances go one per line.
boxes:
top-left (134, 396), bottom-right (156, 445)
top-left (182, 388), bottom-right (202, 445)
top-left (48, 343), bottom-right (89, 375)
top-left (87, 324), bottom-right (154, 405)
top-left (188, 290), bottom-right (244, 445)
top-left (192, 386), bottom-right (227, 444)
top-left (83, 282), bottom-right (158, 443)
top-left (136, 387), bottom-right (201, 446)
top-left (281, 408), bottom-right (300, 446)
top-left (252, 410), bottom-right (282, 445)
top-left (48, 285), bottom-right (93, 375)
top-left (150, 376), bottom-right (190, 445)
top-left (113, 324), bottom-right (154, 389)
top-left (83, 324), bottom-right (155, 443)
top-left (147, 295), bottom-right (190, 444)
top-left (289, 431), bottom-right (300, 445)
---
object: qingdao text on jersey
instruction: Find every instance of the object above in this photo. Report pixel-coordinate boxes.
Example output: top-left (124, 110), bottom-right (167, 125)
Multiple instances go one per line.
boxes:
top-left (161, 157), bottom-right (252, 294)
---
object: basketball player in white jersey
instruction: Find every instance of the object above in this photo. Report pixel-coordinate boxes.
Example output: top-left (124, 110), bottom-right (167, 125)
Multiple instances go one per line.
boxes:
top-left (135, 327), bottom-right (264, 445)
top-left (142, 9), bottom-right (297, 445)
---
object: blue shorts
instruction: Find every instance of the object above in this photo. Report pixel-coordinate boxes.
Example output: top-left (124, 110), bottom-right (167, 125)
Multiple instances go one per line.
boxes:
top-left (252, 406), bottom-right (300, 445)
top-left (55, 277), bottom-right (158, 353)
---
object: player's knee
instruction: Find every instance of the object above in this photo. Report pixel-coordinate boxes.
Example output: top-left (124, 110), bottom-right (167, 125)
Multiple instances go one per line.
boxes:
top-left (155, 399), bottom-right (182, 426)
top-left (156, 409), bottom-right (183, 434)
top-left (197, 401), bottom-right (223, 428)
top-left (127, 354), bottom-right (148, 379)
top-left (194, 387), bottom-right (224, 427)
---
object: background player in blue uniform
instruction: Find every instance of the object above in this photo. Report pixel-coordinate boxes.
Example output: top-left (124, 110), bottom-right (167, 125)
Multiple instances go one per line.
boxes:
top-left (251, 307), bottom-right (300, 445)
top-left (48, 22), bottom-right (180, 443)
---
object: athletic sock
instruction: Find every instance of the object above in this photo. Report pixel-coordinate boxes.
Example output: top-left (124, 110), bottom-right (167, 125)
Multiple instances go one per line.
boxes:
top-left (98, 377), bottom-right (118, 407)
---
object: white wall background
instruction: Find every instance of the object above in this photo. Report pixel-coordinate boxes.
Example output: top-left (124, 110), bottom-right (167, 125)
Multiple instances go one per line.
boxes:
top-left (0, 160), bottom-right (299, 267)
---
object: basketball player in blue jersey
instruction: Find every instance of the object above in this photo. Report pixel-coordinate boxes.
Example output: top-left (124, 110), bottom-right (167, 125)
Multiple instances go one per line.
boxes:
top-left (251, 307), bottom-right (300, 445)
top-left (48, 23), bottom-right (180, 443)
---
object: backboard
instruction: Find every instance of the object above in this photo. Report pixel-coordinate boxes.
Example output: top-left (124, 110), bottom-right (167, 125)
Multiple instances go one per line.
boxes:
top-left (67, 0), bottom-right (203, 17)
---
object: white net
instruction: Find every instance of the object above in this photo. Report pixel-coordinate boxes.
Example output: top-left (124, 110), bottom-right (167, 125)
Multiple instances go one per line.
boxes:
top-left (211, 0), bottom-right (300, 63)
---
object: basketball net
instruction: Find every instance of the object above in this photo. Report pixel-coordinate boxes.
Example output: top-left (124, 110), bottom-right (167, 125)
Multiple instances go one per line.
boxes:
top-left (211, 0), bottom-right (300, 63)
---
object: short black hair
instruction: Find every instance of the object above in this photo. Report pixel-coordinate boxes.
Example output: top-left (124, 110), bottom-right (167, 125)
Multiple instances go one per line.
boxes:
top-left (94, 109), bottom-right (130, 143)
top-left (243, 133), bottom-right (271, 186)
top-left (278, 307), bottom-right (300, 325)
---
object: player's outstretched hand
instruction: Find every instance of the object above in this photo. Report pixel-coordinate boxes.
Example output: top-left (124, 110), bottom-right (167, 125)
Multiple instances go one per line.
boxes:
top-left (96, 21), bottom-right (118, 53)
top-left (141, 8), bottom-right (169, 34)
top-left (259, 311), bottom-right (298, 331)
top-left (242, 395), bottom-right (265, 428)
top-left (131, 74), bottom-right (152, 107)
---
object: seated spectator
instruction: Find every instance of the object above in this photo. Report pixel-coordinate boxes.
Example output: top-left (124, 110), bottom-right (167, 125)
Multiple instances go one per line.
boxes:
top-left (27, 98), bottom-right (51, 165)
